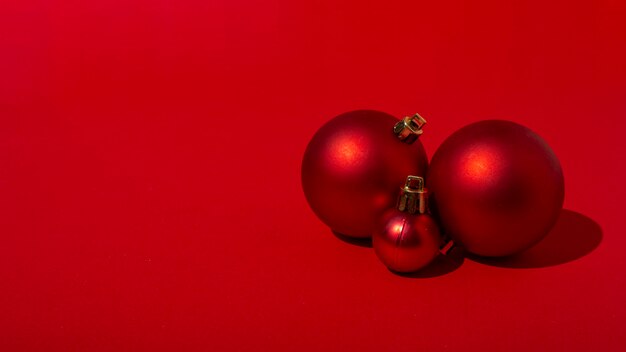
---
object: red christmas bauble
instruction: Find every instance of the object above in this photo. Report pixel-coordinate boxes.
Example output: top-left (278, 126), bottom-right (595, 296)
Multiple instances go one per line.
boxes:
top-left (373, 209), bottom-right (442, 273)
top-left (301, 110), bottom-right (428, 238)
top-left (373, 176), bottom-right (443, 273)
top-left (427, 120), bottom-right (564, 257)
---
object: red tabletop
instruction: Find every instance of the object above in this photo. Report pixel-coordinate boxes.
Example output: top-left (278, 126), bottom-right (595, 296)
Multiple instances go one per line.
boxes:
top-left (2, 1), bottom-right (625, 351)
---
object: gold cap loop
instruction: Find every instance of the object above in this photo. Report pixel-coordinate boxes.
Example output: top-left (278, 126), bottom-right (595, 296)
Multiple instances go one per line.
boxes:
top-left (398, 175), bottom-right (428, 214)
top-left (393, 113), bottom-right (427, 144)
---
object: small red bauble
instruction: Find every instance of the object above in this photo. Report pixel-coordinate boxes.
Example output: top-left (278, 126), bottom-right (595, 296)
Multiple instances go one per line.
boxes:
top-left (301, 111), bottom-right (429, 237)
top-left (427, 120), bottom-right (564, 257)
top-left (373, 176), bottom-right (443, 272)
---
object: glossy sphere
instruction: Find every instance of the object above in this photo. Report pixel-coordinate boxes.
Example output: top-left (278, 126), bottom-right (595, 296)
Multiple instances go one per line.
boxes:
top-left (373, 210), bottom-right (442, 272)
top-left (428, 120), bottom-right (564, 257)
top-left (301, 110), bottom-right (428, 237)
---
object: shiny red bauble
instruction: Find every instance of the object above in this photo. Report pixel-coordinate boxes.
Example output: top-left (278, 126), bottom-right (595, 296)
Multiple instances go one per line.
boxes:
top-left (427, 120), bottom-right (564, 257)
top-left (301, 110), bottom-right (428, 237)
top-left (373, 209), bottom-right (442, 273)
top-left (373, 176), bottom-right (443, 273)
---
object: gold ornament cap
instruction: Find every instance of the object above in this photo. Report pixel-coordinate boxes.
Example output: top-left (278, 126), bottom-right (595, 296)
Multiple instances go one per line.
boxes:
top-left (397, 175), bottom-right (428, 214)
top-left (393, 113), bottom-right (427, 144)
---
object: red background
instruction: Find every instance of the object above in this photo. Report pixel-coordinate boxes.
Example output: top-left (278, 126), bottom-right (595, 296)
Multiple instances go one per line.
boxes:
top-left (1, 0), bottom-right (625, 350)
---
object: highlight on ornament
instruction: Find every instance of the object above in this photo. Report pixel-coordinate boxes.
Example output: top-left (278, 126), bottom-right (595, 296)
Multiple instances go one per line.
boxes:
top-left (301, 111), bottom-right (564, 274)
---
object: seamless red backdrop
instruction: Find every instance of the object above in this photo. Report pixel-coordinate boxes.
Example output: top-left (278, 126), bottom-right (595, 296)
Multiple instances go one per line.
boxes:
top-left (1, 0), bottom-right (625, 351)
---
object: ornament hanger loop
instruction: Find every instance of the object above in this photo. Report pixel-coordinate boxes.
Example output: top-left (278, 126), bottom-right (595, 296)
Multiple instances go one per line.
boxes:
top-left (398, 175), bottom-right (428, 214)
top-left (403, 175), bottom-right (425, 193)
top-left (393, 113), bottom-right (427, 144)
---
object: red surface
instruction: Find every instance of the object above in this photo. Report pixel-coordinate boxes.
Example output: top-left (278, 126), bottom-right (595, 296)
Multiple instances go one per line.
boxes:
top-left (1, 1), bottom-right (625, 350)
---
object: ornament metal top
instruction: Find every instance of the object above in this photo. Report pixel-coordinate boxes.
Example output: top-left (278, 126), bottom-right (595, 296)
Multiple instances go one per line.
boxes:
top-left (398, 175), bottom-right (428, 215)
top-left (393, 113), bottom-right (427, 144)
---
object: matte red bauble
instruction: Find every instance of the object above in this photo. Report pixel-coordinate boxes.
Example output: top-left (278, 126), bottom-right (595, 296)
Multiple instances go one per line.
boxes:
top-left (301, 111), bottom-right (429, 238)
top-left (373, 176), bottom-right (442, 273)
top-left (427, 120), bottom-right (564, 257)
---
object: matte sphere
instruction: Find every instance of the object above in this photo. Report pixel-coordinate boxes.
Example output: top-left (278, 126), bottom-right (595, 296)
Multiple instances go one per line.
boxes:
top-left (301, 110), bottom-right (428, 237)
top-left (427, 120), bottom-right (564, 257)
top-left (373, 210), bottom-right (442, 272)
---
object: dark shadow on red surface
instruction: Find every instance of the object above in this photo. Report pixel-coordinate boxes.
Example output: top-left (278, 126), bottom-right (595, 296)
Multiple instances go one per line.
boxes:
top-left (392, 246), bottom-right (465, 278)
top-left (332, 230), bottom-right (373, 248)
top-left (469, 209), bottom-right (602, 268)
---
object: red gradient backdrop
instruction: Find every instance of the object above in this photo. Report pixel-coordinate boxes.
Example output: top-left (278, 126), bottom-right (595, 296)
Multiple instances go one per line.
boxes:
top-left (1, 0), bottom-right (625, 351)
